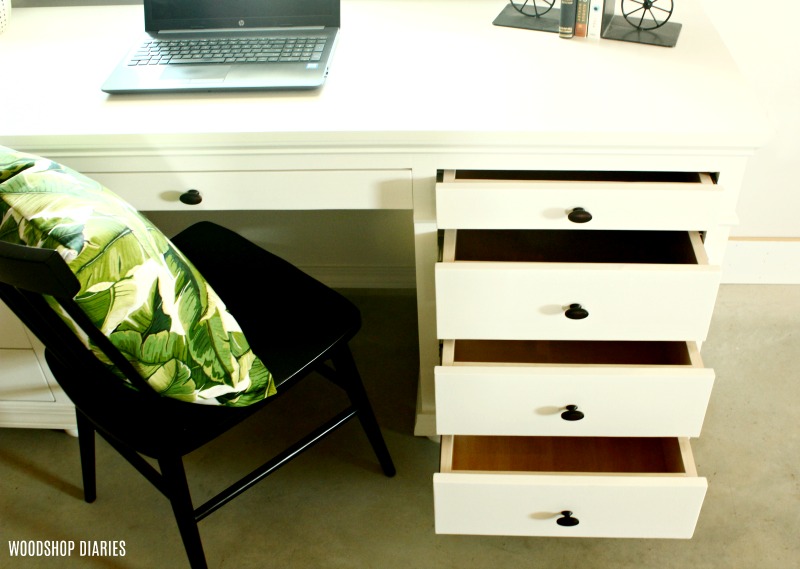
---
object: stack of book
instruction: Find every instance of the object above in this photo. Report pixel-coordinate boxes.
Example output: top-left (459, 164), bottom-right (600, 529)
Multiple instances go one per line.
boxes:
top-left (560, 0), bottom-right (613, 39)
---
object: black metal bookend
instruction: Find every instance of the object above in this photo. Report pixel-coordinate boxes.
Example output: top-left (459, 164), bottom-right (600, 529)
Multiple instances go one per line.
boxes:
top-left (494, 0), bottom-right (561, 34)
top-left (602, 0), bottom-right (682, 48)
top-left (493, 0), bottom-right (682, 47)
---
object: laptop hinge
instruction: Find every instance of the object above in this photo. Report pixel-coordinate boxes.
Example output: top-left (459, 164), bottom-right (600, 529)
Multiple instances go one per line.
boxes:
top-left (157, 26), bottom-right (326, 35)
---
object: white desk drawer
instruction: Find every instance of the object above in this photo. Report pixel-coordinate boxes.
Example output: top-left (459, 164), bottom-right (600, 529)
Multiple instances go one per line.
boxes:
top-left (436, 170), bottom-right (721, 230)
top-left (88, 170), bottom-right (412, 211)
top-left (434, 435), bottom-right (706, 538)
top-left (435, 340), bottom-right (714, 437)
top-left (435, 230), bottom-right (720, 341)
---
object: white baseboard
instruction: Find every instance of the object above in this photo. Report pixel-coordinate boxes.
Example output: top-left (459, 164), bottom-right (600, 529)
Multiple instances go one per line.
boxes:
top-left (722, 238), bottom-right (800, 284)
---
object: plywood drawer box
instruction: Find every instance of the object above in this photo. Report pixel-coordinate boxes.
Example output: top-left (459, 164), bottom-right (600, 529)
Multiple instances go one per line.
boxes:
top-left (435, 339), bottom-right (714, 437)
top-left (435, 229), bottom-right (720, 341)
top-left (436, 170), bottom-right (721, 230)
top-left (434, 435), bottom-right (706, 538)
top-left (88, 170), bottom-right (413, 211)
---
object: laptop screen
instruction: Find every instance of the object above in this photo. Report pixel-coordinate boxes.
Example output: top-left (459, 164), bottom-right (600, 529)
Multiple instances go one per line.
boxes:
top-left (145, 0), bottom-right (340, 32)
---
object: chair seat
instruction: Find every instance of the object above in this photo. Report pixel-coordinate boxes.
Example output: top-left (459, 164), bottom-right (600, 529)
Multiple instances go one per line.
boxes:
top-left (46, 222), bottom-right (365, 458)
top-left (46, 350), bottom-right (264, 458)
top-left (170, 221), bottom-right (361, 386)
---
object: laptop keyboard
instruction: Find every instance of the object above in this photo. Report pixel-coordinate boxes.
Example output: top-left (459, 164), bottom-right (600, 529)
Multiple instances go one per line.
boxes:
top-left (128, 37), bottom-right (328, 66)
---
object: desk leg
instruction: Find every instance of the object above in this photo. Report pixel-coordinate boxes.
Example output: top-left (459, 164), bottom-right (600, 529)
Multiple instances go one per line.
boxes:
top-left (413, 220), bottom-right (439, 437)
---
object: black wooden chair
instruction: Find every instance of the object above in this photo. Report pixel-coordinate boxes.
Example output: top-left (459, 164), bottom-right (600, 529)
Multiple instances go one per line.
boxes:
top-left (0, 221), bottom-right (395, 569)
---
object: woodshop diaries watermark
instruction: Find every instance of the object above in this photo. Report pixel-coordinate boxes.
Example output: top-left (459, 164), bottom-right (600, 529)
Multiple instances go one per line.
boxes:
top-left (6, 540), bottom-right (126, 558)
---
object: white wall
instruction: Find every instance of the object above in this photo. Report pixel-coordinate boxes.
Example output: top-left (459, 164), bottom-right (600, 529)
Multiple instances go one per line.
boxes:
top-left (698, 0), bottom-right (800, 282)
top-left (700, 0), bottom-right (799, 238)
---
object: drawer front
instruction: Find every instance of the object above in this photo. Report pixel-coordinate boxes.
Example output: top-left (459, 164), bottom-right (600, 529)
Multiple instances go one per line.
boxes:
top-left (88, 170), bottom-right (413, 211)
top-left (434, 472), bottom-right (707, 538)
top-left (436, 171), bottom-right (721, 230)
top-left (435, 436), bottom-right (706, 538)
top-left (435, 360), bottom-right (714, 437)
top-left (435, 231), bottom-right (720, 341)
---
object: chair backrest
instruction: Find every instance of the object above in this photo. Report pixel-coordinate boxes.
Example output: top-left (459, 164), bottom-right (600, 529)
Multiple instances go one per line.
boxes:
top-left (2, 147), bottom-right (275, 408)
top-left (0, 239), bottom-right (157, 397)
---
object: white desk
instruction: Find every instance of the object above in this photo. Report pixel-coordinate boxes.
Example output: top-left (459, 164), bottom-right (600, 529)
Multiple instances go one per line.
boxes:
top-left (0, 0), bottom-right (768, 441)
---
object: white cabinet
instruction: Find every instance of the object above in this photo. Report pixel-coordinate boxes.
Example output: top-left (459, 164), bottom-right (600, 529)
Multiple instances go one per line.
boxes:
top-left (433, 169), bottom-right (724, 539)
top-left (0, 301), bottom-right (76, 430)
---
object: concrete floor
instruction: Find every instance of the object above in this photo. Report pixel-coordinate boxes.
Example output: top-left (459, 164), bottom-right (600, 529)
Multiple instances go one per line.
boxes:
top-left (0, 285), bottom-right (798, 568)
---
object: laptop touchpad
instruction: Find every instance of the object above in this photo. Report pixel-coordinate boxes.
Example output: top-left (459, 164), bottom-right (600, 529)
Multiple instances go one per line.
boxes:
top-left (161, 65), bottom-right (232, 82)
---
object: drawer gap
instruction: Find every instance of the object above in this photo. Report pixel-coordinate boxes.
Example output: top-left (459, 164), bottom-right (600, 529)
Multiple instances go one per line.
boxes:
top-left (455, 230), bottom-right (699, 264)
top-left (450, 436), bottom-right (687, 474)
top-left (453, 340), bottom-right (693, 366)
top-left (450, 170), bottom-right (707, 184)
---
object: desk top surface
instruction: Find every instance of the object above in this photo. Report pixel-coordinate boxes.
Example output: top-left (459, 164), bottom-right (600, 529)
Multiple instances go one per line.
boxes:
top-left (0, 0), bottom-right (769, 153)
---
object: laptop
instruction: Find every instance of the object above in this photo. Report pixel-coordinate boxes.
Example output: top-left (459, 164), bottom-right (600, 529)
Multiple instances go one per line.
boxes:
top-left (102, 0), bottom-right (340, 94)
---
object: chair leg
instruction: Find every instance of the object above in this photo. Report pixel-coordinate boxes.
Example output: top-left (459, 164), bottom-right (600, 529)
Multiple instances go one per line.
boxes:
top-left (75, 410), bottom-right (97, 503)
top-left (332, 347), bottom-right (396, 477)
top-left (158, 456), bottom-right (208, 569)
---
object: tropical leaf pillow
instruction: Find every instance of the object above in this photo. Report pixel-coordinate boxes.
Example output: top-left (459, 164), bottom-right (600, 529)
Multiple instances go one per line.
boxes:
top-left (0, 146), bottom-right (275, 407)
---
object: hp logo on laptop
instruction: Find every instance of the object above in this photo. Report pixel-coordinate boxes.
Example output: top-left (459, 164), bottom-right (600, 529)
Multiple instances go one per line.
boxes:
top-left (239, 20), bottom-right (245, 27)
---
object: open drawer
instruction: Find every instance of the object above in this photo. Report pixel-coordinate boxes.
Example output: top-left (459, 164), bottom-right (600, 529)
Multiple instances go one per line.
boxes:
top-left (436, 170), bottom-right (722, 230)
top-left (435, 340), bottom-right (714, 437)
top-left (435, 229), bottom-right (721, 341)
top-left (434, 435), bottom-right (707, 538)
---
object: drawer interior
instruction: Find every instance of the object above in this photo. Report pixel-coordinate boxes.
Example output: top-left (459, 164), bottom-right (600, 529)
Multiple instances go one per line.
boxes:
top-left (454, 230), bottom-right (700, 264)
top-left (449, 170), bottom-right (712, 184)
top-left (453, 340), bottom-right (696, 366)
top-left (447, 436), bottom-right (689, 475)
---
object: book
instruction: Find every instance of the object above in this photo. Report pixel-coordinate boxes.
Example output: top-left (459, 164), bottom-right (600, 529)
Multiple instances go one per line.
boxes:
top-left (559, 0), bottom-right (577, 39)
top-left (575, 0), bottom-right (590, 38)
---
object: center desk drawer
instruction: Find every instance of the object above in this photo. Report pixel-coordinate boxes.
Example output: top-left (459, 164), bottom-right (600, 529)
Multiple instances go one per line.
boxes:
top-left (436, 170), bottom-right (721, 230)
top-left (435, 340), bottom-right (714, 437)
top-left (435, 229), bottom-right (721, 341)
top-left (88, 170), bottom-right (412, 211)
top-left (434, 435), bottom-right (707, 538)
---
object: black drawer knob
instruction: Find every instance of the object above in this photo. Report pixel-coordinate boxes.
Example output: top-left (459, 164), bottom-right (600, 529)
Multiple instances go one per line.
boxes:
top-left (565, 303), bottom-right (589, 320)
top-left (557, 511), bottom-right (580, 527)
top-left (568, 207), bottom-right (592, 223)
top-left (179, 189), bottom-right (203, 205)
top-left (561, 405), bottom-right (585, 421)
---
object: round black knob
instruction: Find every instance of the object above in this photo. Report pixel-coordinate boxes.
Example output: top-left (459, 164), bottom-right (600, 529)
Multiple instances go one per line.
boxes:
top-left (561, 405), bottom-right (585, 421)
top-left (179, 189), bottom-right (203, 205)
top-left (556, 511), bottom-right (580, 527)
top-left (564, 303), bottom-right (589, 320)
top-left (568, 207), bottom-right (592, 223)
